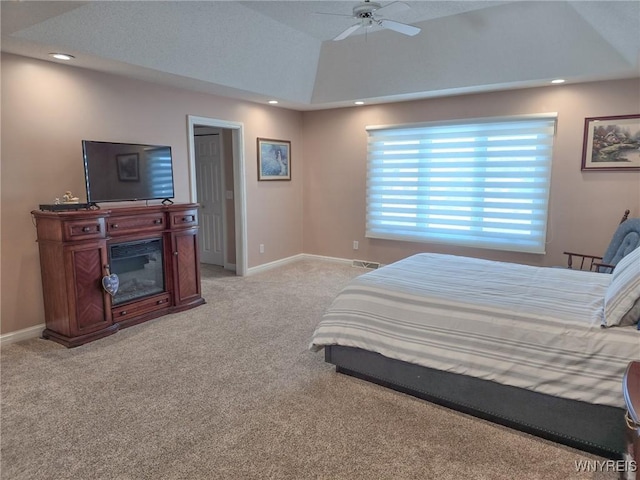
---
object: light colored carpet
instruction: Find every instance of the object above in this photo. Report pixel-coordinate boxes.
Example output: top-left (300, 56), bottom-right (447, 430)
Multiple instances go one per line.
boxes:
top-left (1, 259), bottom-right (618, 479)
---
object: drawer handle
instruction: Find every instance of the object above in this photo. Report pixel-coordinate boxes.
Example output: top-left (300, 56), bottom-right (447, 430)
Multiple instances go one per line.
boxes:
top-left (625, 411), bottom-right (640, 430)
top-left (120, 311), bottom-right (127, 316)
top-left (111, 224), bottom-right (119, 229)
top-left (157, 299), bottom-right (165, 305)
top-left (82, 226), bottom-right (92, 232)
top-left (153, 219), bottom-right (162, 224)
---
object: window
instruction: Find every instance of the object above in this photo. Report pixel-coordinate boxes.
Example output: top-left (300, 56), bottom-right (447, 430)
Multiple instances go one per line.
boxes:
top-left (366, 114), bottom-right (557, 254)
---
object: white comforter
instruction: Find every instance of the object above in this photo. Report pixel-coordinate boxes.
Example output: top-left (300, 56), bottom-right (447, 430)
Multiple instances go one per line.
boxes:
top-left (310, 253), bottom-right (640, 408)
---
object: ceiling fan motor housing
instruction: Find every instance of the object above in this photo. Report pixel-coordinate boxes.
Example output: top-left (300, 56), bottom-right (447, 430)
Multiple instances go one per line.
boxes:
top-left (354, 2), bottom-right (381, 18)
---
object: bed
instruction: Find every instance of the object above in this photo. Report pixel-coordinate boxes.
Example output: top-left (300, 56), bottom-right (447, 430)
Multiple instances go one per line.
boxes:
top-left (310, 251), bottom-right (640, 459)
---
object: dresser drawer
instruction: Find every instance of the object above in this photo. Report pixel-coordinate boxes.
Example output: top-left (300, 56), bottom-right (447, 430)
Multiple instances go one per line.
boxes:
top-left (112, 293), bottom-right (171, 323)
top-left (624, 361), bottom-right (640, 465)
top-left (107, 213), bottom-right (165, 235)
top-left (63, 219), bottom-right (106, 241)
top-left (169, 209), bottom-right (198, 228)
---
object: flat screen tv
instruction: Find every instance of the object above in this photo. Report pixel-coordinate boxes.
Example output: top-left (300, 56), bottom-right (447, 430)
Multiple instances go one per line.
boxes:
top-left (82, 140), bottom-right (175, 204)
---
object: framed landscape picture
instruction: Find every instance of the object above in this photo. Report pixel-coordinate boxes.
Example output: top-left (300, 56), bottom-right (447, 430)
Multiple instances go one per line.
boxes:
top-left (257, 138), bottom-right (291, 181)
top-left (581, 114), bottom-right (640, 171)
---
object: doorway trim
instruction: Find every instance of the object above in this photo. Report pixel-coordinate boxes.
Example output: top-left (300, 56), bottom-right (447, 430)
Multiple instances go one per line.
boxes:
top-left (187, 115), bottom-right (247, 276)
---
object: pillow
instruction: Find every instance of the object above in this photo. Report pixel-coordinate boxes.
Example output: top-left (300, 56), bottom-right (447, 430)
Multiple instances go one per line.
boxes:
top-left (612, 245), bottom-right (640, 279)
top-left (604, 246), bottom-right (640, 327)
top-left (620, 297), bottom-right (640, 327)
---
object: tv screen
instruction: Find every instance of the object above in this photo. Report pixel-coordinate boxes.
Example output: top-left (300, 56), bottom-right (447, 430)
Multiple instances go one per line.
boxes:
top-left (82, 140), bottom-right (175, 204)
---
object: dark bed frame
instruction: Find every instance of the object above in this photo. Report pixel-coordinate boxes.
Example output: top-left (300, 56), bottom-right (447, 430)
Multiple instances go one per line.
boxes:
top-left (325, 345), bottom-right (626, 459)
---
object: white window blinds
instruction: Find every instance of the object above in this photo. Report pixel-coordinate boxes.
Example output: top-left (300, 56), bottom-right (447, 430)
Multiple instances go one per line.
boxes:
top-left (366, 114), bottom-right (556, 253)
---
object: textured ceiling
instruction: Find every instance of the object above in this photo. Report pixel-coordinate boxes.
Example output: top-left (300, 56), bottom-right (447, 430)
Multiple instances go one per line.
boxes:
top-left (1, 1), bottom-right (639, 111)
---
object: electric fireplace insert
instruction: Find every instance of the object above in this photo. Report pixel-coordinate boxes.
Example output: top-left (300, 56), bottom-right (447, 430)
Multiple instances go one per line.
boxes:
top-left (109, 238), bottom-right (165, 305)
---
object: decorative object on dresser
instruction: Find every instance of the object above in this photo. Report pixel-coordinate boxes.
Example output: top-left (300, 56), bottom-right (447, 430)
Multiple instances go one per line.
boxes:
top-left (62, 190), bottom-right (80, 203)
top-left (101, 265), bottom-right (119, 297)
top-left (31, 203), bottom-right (205, 347)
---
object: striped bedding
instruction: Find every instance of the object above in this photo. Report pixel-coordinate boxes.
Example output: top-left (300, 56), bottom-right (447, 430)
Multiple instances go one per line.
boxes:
top-left (310, 253), bottom-right (640, 408)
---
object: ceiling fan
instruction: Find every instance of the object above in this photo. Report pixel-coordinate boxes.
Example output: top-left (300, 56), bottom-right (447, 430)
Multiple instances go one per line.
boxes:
top-left (319, 1), bottom-right (422, 41)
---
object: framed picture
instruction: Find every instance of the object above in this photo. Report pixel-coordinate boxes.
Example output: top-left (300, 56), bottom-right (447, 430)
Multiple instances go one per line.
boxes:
top-left (116, 153), bottom-right (140, 181)
top-left (581, 114), bottom-right (640, 171)
top-left (257, 138), bottom-right (291, 181)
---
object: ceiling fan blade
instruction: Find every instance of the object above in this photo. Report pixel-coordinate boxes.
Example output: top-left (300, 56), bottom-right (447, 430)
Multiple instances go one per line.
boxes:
top-left (375, 1), bottom-right (410, 18)
top-left (314, 12), bottom-right (354, 18)
top-left (378, 19), bottom-right (421, 36)
top-left (333, 23), bottom-right (362, 41)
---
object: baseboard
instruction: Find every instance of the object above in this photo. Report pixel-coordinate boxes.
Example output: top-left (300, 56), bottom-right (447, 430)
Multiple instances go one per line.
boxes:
top-left (246, 253), bottom-right (381, 275)
top-left (300, 254), bottom-right (353, 265)
top-left (303, 254), bottom-right (384, 269)
top-left (246, 254), bottom-right (306, 275)
top-left (1, 324), bottom-right (44, 346)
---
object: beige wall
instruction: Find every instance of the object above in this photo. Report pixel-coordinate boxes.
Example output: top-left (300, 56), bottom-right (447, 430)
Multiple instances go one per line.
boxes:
top-left (2, 51), bottom-right (639, 337)
top-left (1, 53), bottom-right (304, 335)
top-left (302, 79), bottom-right (640, 267)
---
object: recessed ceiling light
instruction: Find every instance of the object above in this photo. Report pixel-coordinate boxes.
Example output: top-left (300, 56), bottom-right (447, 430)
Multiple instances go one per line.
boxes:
top-left (49, 53), bottom-right (75, 61)
top-left (551, 79), bottom-right (565, 84)
top-left (268, 100), bottom-right (278, 104)
top-left (354, 101), bottom-right (365, 105)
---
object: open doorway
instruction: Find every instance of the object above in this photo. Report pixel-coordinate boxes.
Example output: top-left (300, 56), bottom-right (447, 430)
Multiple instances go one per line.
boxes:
top-left (187, 116), bottom-right (247, 276)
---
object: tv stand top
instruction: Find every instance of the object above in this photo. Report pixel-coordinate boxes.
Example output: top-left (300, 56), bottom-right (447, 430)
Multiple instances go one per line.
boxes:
top-left (31, 203), bottom-right (200, 243)
top-left (31, 203), bottom-right (199, 225)
top-left (34, 202), bottom-right (197, 217)
top-left (38, 203), bottom-right (92, 212)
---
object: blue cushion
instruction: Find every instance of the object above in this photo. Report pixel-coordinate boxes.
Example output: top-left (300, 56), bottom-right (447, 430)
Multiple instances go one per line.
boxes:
top-left (601, 218), bottom-right (640, 272)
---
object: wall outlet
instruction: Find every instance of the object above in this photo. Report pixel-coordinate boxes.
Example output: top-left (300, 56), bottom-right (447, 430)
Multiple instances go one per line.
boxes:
top-left (353, 241), bottom-right (359, 250)
top-left (259, 244), bottom-right (264, 254)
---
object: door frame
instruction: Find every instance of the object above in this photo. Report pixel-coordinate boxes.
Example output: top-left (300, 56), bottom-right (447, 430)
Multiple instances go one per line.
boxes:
top-left (187, 115), bottom-right (247, 276)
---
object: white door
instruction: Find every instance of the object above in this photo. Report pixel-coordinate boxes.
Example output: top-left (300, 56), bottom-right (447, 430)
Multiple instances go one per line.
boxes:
top-left (195, 133), bottom-right (224, 266)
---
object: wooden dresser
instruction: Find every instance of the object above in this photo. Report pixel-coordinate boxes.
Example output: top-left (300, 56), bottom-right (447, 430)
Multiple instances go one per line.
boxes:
top-left (31, 203), bottom-right (205, 347)
top-left (624, 361), bottom-right (640, 470)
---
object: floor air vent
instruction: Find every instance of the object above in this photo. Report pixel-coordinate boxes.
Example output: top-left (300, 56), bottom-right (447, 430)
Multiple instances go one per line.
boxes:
top-left (352, 260), bottom-right (381, 269)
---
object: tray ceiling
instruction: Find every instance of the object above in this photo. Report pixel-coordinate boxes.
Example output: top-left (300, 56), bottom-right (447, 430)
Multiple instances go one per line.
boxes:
top-left (2, 1), bottom-right (639, 110)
